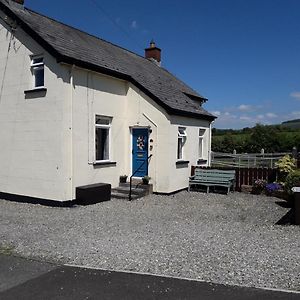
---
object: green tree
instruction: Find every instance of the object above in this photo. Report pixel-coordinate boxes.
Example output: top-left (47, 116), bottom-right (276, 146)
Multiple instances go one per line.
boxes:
top-left (247, 124), bottom-right (279, 153)
top-left (221, 134), bottom-right (236, 153)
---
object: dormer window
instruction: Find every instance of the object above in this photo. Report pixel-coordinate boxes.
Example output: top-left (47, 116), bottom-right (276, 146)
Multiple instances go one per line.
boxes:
top-left (31, 56), bottom-right (44, 88)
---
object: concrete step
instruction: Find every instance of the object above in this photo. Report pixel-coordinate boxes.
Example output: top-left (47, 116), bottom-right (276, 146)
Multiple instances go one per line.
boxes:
top-left (113, 186), bottom-right (147, 195)
top-left (111, 183), bottom-right (153, 200)
top-left (111, 192), bottom-right (139, 200)
top-left (119, 182), bottom-right (148, 190)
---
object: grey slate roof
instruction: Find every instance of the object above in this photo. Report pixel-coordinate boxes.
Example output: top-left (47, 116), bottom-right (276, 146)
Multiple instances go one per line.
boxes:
top-left (0, 0), bottom-right (216, 120)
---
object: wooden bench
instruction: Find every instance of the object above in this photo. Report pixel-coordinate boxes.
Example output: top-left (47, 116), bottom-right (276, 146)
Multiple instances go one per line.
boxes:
top-left (188, 169), bottom-right (235, 194)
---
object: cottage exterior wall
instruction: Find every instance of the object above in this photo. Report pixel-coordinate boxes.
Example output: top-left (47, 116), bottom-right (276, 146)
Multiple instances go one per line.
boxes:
top-left (0, 19), bottom-right (72, 201)
top-left (71, 69), bottom-right (172, 197)
top-left (0, 11), bottom-right (213, 201)
top-left (71, 68), bottom-right (212, 195)
top-left (167, 116), bottom-right (211, 193)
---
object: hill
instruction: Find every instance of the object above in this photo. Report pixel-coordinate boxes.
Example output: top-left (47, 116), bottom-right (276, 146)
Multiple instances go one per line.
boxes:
top-left (281, 119), bottom-right (300, 129)
top-left (212, 123), bottom-right (300, 153)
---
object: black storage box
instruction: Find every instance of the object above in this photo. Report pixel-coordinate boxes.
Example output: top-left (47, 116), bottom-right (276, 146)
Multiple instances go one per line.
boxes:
top-left (76, 183), bottom-right (111, 205)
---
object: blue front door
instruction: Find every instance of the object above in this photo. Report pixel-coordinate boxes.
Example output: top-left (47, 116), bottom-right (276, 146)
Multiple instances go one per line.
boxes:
top-left (132, 128), bottom-right (148, 177)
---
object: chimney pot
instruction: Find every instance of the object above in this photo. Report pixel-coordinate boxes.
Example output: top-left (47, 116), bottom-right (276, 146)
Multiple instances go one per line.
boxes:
top-left (145, 40), bottom-right (161, 65)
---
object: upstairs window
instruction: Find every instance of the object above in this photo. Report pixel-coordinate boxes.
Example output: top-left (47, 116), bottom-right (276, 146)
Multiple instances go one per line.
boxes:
top-left (31, 56), bottom-right (44, 88)
top-left (177, 127), bottom-right (186, 160)
top-left (198, 128), bottom-right (206, 158)
top-left (95, 116), bottom-right (111, 161)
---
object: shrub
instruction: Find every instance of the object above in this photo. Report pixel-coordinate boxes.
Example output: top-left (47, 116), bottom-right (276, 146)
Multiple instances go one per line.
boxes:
top-left (254, 179), bottom-right (267, 189)
top-left (252, 179), bottom-right (267, 194)
top-left (284, 170), bottom-right (300, 195)
top-left (276, 155), bottom-right (296, 184)
top-left (275, 155), bottom-right (296, 174)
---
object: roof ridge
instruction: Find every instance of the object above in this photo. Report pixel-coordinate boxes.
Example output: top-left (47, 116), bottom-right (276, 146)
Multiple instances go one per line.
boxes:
top-left (24, 7), bottom-right (152, 64)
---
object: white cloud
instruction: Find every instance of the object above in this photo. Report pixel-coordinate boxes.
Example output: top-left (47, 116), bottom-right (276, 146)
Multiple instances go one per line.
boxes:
top-left (238, 104), bottom-right (253, 112)
top-left (290, 92), bottom-right (300, 100)
top-left (257, 114), bottom-right (264, 120)
top-left (266, 112), bottom-right (277, 119)
top-left (240, 116), bottom-right (252, 121)
top-left (131, 20), bottom-right (137, 29)
top-left (212, 110), bottom-right (221, 116)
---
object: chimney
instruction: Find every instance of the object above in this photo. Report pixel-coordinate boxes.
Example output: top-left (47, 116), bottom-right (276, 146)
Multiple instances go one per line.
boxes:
top-left (145, 40), bottom-right (161, 66)
top-left (12, 0), bottom-right (24, 4)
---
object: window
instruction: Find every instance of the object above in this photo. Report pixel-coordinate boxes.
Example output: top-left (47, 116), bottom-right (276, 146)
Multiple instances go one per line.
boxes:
top-left (177, 127), bottom-right (186, 160)
top-left (198, 128), bottom-right (206, 158)
top-left (95, 116), bottom-right (111, 161)
top-left (31, 56), bottom-right (44, 88)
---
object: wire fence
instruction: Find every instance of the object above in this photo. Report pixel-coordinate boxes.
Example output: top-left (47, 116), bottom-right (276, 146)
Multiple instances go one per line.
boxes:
top-left (211, 151), bottom-right (292, 169)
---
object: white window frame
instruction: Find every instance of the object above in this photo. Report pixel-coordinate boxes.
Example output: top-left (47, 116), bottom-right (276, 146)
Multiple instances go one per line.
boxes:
top-left (198, 128), bottom-right (206, 159)
top-left (177, 127), bottom-right (187, 160)
top-left (31, 55), bottom-right (45, 88)
top-left (95, 116), bottom-right (112, 162)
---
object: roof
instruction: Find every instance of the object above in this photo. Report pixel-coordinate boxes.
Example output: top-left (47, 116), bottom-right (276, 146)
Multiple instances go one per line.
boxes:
top-left (0, 0), bottom-right (216, 120)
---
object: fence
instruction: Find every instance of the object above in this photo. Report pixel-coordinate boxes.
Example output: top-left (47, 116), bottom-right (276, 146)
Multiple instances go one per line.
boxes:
top-left (211, 151), bottom-right (291, 169)
top-left (191, 166), bottom-right (278, 191)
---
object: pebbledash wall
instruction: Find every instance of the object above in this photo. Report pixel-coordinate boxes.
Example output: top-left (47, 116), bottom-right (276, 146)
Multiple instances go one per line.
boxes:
top-left (0, 17), bottom-right (211, 202)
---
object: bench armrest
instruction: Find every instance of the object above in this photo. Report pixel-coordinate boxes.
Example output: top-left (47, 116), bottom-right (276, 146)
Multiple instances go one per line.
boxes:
top-left (189, 175), bottom-right (195, 180)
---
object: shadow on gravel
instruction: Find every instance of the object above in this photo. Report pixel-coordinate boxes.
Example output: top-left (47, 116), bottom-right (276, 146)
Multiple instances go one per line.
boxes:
top-left (275, 203), bottom-right (295, 225)
top-left (275, 201), bottom-right (293, 208)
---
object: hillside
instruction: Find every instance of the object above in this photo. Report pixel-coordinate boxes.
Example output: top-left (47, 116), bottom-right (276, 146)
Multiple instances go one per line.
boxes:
top-left (281, 119), bottom-right (300, 129)
top-left (212, 123), bottom-right (300, 153)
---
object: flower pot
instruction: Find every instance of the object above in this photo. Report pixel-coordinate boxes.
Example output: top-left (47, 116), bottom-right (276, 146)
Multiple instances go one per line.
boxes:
top-left (119, 176), bottom-right (127, 183)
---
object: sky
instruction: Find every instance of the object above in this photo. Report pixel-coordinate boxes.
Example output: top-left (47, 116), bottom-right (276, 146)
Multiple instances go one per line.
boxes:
top-left (25, 0), bottom-right (300, 129)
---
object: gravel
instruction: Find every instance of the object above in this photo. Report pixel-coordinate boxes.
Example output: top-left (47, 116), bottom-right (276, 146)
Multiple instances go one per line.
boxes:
top-left (0, 191), bottom-right (300, 291)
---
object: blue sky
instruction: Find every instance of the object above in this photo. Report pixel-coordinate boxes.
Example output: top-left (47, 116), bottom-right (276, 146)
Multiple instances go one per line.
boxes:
top-left (26, 0), bottom-right (300, 128)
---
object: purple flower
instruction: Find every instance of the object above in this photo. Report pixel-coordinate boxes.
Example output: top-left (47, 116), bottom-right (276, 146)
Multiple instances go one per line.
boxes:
top-left (265, 183), bottom-right (281, 193)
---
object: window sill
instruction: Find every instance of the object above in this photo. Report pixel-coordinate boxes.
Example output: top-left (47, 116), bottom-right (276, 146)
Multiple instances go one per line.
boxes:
top-left (92, 161), bottom-right (117, 166)
top-left (24, 87), bottom-right (47, 94)
top-left (197, 159), bottom-right (207, 164)
top-left (176, 160), bottom-right (189, 166)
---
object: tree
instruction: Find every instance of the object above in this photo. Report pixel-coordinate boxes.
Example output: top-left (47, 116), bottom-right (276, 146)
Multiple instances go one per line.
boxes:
top-left (247, 124), bottom-right (279, 153)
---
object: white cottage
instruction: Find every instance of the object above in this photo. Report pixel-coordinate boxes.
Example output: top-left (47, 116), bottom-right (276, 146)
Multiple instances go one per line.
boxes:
top-left (0, 0), bottom-right (216, 204)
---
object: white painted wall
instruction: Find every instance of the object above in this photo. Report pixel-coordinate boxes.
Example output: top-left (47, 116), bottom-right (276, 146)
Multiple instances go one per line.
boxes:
top-left (168, 116), bottom-right (211, 192)
top-left (0, 16), bottom-right (72, 201)
top-left (71, 68), bottom-right (172, 197)
top-left (0, 12), bottom-right (213, 201)
top-left (71, 68), bottom-right (212, 195)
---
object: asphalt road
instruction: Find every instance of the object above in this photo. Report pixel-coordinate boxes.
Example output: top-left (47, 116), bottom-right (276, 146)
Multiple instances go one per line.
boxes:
top-left (1, 254), bottom-right (299, 300)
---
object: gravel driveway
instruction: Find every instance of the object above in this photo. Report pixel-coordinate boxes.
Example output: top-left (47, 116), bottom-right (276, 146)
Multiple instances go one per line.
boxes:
top-left (0, 191), bottom-right (299, 291)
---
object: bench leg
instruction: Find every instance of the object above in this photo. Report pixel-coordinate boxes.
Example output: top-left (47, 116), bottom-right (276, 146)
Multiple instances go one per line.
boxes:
top-left (227, 186), bottom-right (230, 194)
top-left (207, 186), bottom-right (209, 193)
top-left (188, 184), bottom-right (190, 192)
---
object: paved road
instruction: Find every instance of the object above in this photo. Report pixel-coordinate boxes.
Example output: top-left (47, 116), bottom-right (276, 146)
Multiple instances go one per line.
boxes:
top-left (1, 254), bottom-right (299, 300)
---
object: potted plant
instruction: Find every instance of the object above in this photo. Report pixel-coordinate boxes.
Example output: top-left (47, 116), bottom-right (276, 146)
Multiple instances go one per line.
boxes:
top-left (119, 175), bottom-right (128, 183)
top-left (142, 175), bottom-right (151, 185)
